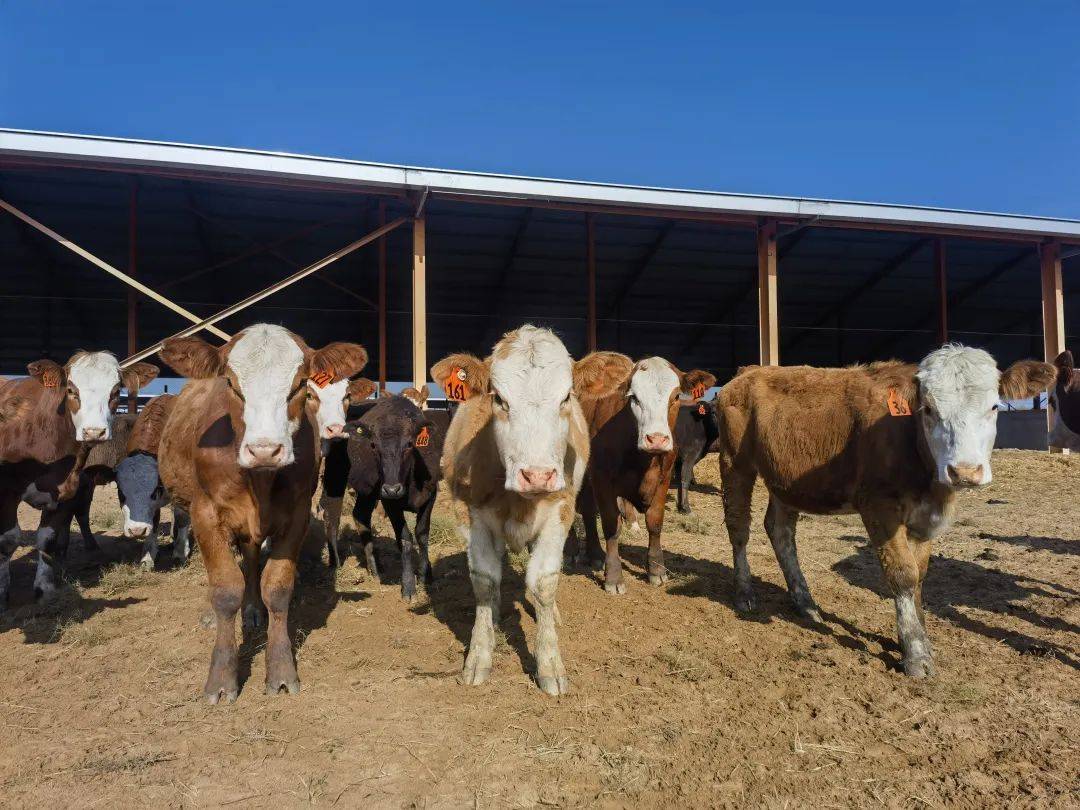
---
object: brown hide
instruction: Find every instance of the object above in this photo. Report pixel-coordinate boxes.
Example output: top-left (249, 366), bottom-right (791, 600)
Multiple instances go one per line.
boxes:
top-left (128, 394), bottom-right (177, 457)
top-left (0, 375), bottom-right (77, 465)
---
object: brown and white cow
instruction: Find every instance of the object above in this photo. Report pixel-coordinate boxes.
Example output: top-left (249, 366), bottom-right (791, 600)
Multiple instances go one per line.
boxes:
top-left (716, 345), bottom-right (1054, 677)
top-left (158, 324), bottom-right (368, 703)
top-left (433, 326), bottom-right (626, 696)
top-left (576, 356), bottom-right (715, 594)
top-left (0, 352), bottom-right (158, 604)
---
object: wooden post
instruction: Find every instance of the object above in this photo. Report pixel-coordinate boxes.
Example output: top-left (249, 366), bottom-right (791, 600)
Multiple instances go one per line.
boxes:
top-left (757, 219), bottom-right (779, 366)
top-left (378, 200), bottom-right (387, 394)
top-left (127, 178), bottom-right (139, 413)
top-left (935, 238), bottom-right (948, 345)
top-left (412, 215), bottom-right (427, 389)
top-left (1041, 239), bottom-right (1066, 450)
top-left (586, 212), bottom-right (597, 352)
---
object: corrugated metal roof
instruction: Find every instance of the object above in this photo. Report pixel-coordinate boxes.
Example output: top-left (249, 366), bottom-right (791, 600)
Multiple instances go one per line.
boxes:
top-left (3, 128), bottom-right (1080, 241)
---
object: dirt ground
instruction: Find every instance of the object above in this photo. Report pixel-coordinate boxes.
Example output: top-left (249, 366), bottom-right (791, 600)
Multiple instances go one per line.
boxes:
top-left (0, 449), bottom-right (1077, 808)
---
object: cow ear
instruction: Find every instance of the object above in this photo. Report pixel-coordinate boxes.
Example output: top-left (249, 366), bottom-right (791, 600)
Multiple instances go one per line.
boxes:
top-left (347, 377), bottom-right (377, 401)
top-left (1054, 351), bottom-right (1075, 391)
top-left (680, 369), bottom-right (717, 398)
top-left (431, 353), bottom-right (489, 401)
top-left (418, 384), bottom-right (430, 402)
top-left (311, 342), bottom-right (368, 383)
top-left (999, 360), bottom-right (1056, 400)
top-left (27, 359), bottom-right (65, 388)
top-left (573, 351), bottom-right (633, 399)
top-left (160, 337), bottom-right (223, 379)
top-left (121, 362), bottom-right (159, 393)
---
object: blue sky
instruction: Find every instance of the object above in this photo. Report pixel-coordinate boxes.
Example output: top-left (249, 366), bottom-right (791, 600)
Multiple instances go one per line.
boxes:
top-left (2, 2), bottom-right (1079, 218)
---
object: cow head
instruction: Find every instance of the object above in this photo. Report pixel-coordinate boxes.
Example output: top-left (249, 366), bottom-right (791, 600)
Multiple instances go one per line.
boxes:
top-left (626, 358), bottom-right (716, 454)
top-left (1048, 350), bottom-right (1080, 449)
top-left (432, 327), bottom-right (627, 496)
top-left (916, 345), bottom-right (1054, 487)
top-left (402, 384), bottom-right (429, 410)
top-left (114, 453), bottom-right (168, 538)
top-left (308, 376), bottom-right (377, 440)
top-left (27, 353), bottom-right (158, 442)
top-left (347, 396), bottom-right (432, 500)
top-left (160, 325), bottom-right (368, 469)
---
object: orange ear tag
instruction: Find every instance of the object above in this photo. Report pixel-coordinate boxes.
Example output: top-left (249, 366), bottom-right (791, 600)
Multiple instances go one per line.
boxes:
top-left (697, 403), bottom-right (707, 416)
top-left (691, 384), bottom-right (705, 400)
top-left (310, 370), bottom-right (333, 389)
top-left (887, 388), bottom-right (912, 417)
top-left (444, 367), bottom-right (470, 402)
top-left (42, 369), bottom-right (61, 389)
top-left (416, 426), bottom-right (430, 447)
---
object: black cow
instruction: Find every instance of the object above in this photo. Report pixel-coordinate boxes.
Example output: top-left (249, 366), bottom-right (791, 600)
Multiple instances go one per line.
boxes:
top-left (672, 399), bottom-right (720, 514)
top-left (323, 396), bottom-right (444, 600)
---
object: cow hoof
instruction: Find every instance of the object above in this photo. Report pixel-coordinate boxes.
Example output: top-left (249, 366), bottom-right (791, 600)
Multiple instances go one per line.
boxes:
top-left (140, 554), bottom-right (155, 572)
top-left (604, 581), bottom-right (626, 595)
top-left (903, 655), bottom-right (936, 679)
top-left (734, 595), bottom-right (756, 614)
top-left (649, 572), bottom-right (670, 586)
top-left (536, 675), bottom-right (570, 696)
top-left (204, 685), bottom-right (238, 705)
top-left (265, 677), bottom-right (301, 696)
top-left (677, 506), bottom-right (691, 515)
top-left (797, 605), bottom-right (824, 624)
top-left (461, 650), bottom-right (492, 686)
top-left (241, 605), bottom-right (265, 633)
top-left (401, 588), bottom-right (417, 603)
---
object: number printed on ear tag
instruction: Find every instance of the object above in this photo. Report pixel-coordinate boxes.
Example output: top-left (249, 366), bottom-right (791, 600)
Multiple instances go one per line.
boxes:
top-left (887, 388), bottom-right (912, 417)
top-left (310, 370), bottom-right (333, 389)
top-left (416, 426), bottom-right (430, 447)
top-left (444, 367), bottom-right (470, 402)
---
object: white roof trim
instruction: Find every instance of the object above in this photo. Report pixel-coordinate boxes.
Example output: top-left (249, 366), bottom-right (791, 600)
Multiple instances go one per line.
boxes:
top-left (2, 128), bottom-right (1079, 240)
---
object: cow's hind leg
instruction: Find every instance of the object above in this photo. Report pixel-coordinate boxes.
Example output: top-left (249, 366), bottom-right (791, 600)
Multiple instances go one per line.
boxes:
top-left (462, 518), bottom-right (503, 686)
top-left (240, 541), bottom-right (266, 634)
top-left (575, 479), bottom-right (604, 570)
top-left (33, 506), bottom-right (72, 600)
top-left (597, 485), bottom-right (624, 594)
top-left (527, 521), bottom-right (570, 696)
top-left (862, 504), bottom-right (934, 678)
top-left (720, 466), bottom-right (757, 613)
top-left (764, 497), bottom-right (820, 621)
top-left (172, 505), bottom-right (193, 564)
top-left (676, 456), bottom-right (693, 514)
top-left (196, 510), bottom-right (244, 704)
top-left (385, 502), bottom-right (417, 602)
top-left (74, 485), bottom-right (99, 552)
top-left (320, 492), bottom-right (344, 569)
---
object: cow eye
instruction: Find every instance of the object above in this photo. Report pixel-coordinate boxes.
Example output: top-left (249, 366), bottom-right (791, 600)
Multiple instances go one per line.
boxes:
top-left (67, 387), bottom-right (79, 400)
top-left (561, 391), bottom-right (572, 406)
top-left (991, 404), bottom-right (1000, 412)
top-left (492, 392), bottom-right (508, 412)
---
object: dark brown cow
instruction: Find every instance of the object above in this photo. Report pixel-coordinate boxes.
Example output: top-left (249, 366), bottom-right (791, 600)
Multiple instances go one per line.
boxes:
top-left (158, 324), bottom-right (368, 703)
top-left (1049, 350), bottom-right (1080, 450)
top-left (576, 355), bottom-right (715, 594)
top-left (0, 352), bottom-right (157, 604)
top-left (716, 345), bottom-right (1054, 677)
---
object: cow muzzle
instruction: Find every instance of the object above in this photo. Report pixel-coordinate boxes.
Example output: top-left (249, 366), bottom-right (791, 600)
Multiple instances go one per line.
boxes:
top-left (323, 423), bottom-right (346, 440)
top-left (946, 463), bottom-right (986, 487)
top-left (240, 440), bottom-right (288, 469)
top-left (380, 483), bottom-right (405, 500)
top-left (124, 520), bottom-right (153, 539)
top-left (640, 432), bottom-right (672, 453)
top-left (513, 466), bottom-right (561, 495)
top-left (80, 426), bottom-right (109, 442)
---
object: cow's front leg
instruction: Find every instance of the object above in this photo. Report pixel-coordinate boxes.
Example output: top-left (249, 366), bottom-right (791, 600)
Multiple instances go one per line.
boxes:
top-left (74, 486), bottom-right (99, 552)
top-left (597, 487), bottom-right (624, 594)
top-left (862, 504), bottom-right (934, 678)
top-left (319, 492), bottom-right (344, 568)
top-left (385, 503), bottom-right (417, 602)
top-left (261, 508), bottom-right (305, 696)
top-left (172, 505), bottom-right (193, 564)
top-left (413, 495), bottom-right (436, 588)
top-left (33, 506), bottom-right (71, 600)
top-left (197, 512), bottom-right (244, 704)
top-left (462, 518), bottom-right (503, 686)
top-left (527, 521), bottom-right (570, 696)
top-left (645, 495), bottom-right (669, 586)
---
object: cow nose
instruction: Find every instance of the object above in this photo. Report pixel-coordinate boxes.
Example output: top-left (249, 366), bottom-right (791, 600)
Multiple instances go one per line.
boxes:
top-left (324, 423), bottom-right (345, 440)
top-left (242, 441), bottom-right (285, 467)
top-left (82, 427), bottom-right (107, 442)
top-left (125, 522), bottom-right (150, 539)
top-left (643, 432), bottom-right (671, 452)
top-left (517, 466), bottom-right (559, 493)
top-left (947, 464), bottom-right (985, 487)
top-left (380, 483), bottom-right (405, 499)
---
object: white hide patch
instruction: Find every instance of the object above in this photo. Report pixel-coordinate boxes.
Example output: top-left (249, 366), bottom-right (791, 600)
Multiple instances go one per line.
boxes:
top-left (308, 378), bottom-right (349, 439)
top-left (68, 352), bottom-right (122, 441)
top-left (916, 344), bottom-right (1000, 486)
top-left (228, 324), bottom-right (305, 467)
top-left (628, 358), bottom-right (679, 452)
top-left (490, 326), bottom-right (575, 493)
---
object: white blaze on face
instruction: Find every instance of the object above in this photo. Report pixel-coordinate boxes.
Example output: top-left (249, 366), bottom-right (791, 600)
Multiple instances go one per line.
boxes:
top-left (628, 358), bottom-right (679, 453)
top-left (490, 326), bottom-right (574, 495)
top-left (916, 345), bottom-right (1000, 487)
top-left (68, 352), bottom-right (122, 441)
top-left (228, 324), bottom-right (305, 468)
top-left (308, 378), bottom-right (348, 440)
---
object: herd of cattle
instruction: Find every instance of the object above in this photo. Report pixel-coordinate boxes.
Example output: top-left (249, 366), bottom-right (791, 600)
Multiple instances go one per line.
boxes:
top-left (0, 322), bottom-right (1070, 702)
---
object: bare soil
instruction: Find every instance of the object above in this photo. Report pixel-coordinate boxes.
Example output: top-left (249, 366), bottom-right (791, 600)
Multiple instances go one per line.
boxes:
top-left (0, 449), bottom-right (1077, 808)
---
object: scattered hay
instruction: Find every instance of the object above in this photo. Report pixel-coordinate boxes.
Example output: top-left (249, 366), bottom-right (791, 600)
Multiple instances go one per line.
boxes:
top-left (672, 512), bottom-right (713, 535)
top-left (427, 514), bottom-right (459, 550)
top-left (653, 643), bottom-right (710, 683)
top-left (598, 745), bottom-right (651, 795)
top-left (99, 562), bottom-right (155, 597)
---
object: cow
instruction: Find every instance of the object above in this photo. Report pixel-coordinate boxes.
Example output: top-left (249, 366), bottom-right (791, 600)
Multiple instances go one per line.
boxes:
top-left (433, 328), bottom-right (627, 696)
top-left (327, 395), bottom-right (443, 601)
top-left (576, 357), bottom-right (716, 594)
top-left (715, 345), bottom-right (1055, 677)
top-left (672, 397), bottom-right (721, 514)
top-left (1049, 350), bottom-right (1080, 450)
top-left (0, 352), bottom-right (158, 605)
top-left (158, 324), bottom-right (368, 703)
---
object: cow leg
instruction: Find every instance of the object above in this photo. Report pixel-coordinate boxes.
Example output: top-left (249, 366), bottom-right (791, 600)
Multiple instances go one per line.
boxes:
top-left (462, 518), bottom-right (503, 686)
top-left (763, 497), bottom-right (820, 621)
top-left (319, 492), bottom-right (344, 569)
top-left (172, 505), bottom-right (193, 564)
top-left (385, 503), bottom-right (417, 602)
top-left (140, 514), bottom-right (161, 571)
top-left (351, 493), bottom-right (380, 580)
top-left (575, 478), bottom-right (604, 570)
top-left (261, 526), bottom-right (303, 696)
top-left (910, 537), bottom-right (932, 626)
top-left (618, 497), bottom-right (642, 534)
top-left (413, 495), bottom-right (436, 588)
top-left (74, 485), bottom-right (99, 552)
top-left (597, 486), bottom-right (624, 595)
top-left (720, 466), bottom-right (756, 613)
top-left (645, 496), bottom-right (669, 586)
top-left (862, 505), bottom-right (934, 678)
top-left (676, 457), bottom-right (692, 514)
top-left (196, 513), bottom-right (244, 704)
top-left (240, 541), bottom-right (266, 634)
top-left (527, 522), bottom-right (569, 696)
top-left (0, 493), bottom-right (19, 609)
top-left (33, 506), bottom-right (71, 600)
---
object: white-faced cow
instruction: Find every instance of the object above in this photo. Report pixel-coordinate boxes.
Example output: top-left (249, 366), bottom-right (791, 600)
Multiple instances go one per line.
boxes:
top-left (158, 325), bottom-right (368, 703)
top-left (0, 352), bottom-right (158, 604)
top-left (434, 327), bottom-right (628, 695)
top-left (715, 345), bottom-right (1054, 677)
